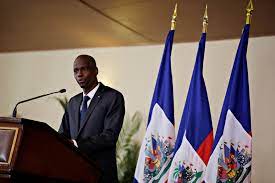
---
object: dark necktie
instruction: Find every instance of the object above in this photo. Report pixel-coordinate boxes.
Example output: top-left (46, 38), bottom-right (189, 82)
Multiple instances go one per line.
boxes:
top-left (79, 95), bottom-right (90, 127)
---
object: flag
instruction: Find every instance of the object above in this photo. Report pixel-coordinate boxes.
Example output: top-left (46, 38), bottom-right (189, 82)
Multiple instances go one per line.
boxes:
top-left (205, 24), bottom-right (252, 182)
top-left (168, 32), bottom-right (213, 183)
top-left (134, 30), bottom-right (175, 183)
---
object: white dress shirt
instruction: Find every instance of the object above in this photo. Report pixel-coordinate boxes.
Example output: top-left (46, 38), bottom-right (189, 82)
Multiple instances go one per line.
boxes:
top-left (80, 83), bottom-right (100, 110)
top-left (73, 83), bottom-right (100, 147)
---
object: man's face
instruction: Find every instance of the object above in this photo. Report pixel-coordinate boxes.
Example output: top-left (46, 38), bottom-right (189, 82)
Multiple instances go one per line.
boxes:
top-left (73, 57), bottom-right (98, 91)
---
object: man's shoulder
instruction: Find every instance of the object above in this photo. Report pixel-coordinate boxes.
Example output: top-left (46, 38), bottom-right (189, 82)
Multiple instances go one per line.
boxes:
top-left (100, 84), bottom-right (124, 107)
top-left (71, 92), bottom-right (82, 99)
top-left (100, 84), bottom-right (123, 97)
top-left (68, 92), bottom-right (82, 104)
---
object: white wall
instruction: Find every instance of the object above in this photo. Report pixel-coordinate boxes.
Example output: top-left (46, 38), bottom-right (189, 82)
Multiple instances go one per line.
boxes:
top-left (0, 35), bottom-right (274, 182)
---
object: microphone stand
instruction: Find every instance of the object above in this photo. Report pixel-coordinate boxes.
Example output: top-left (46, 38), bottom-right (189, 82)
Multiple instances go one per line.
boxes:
top-left (12, 89), bottom-right (66, 117)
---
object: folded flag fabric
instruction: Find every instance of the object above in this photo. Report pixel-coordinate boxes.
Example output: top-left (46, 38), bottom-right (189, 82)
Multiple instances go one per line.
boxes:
top-left (168, 32), bottom-right (213, 183)
top-left (134, 30), bottom-right (176, 183)
top-left (205, 24), bottom-right (252, 183)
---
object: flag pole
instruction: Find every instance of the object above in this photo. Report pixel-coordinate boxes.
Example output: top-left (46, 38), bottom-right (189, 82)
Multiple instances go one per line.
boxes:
top-left (171, 3), bottom-right (177, 30)
top-left (202, 4), bottom-right (208, 33)
top-left (246, 0), bottom-right (254, 25)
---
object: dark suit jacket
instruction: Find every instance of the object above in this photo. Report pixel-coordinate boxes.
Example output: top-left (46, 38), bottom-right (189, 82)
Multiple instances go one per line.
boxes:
top-left (59, 83), bottom-right (125, 183)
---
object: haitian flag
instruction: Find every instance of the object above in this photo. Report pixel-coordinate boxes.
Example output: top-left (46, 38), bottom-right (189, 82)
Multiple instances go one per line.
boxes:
top-left (168, 33), bottom-right (213, 183)
top-left (205, 25), bottom-right (252, 182)
top-left (134, 30), bottom-right (175, 182)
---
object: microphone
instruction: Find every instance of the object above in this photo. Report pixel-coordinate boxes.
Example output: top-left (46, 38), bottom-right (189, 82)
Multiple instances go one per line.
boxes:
top-left (12, 89), bottom-right (66, 117)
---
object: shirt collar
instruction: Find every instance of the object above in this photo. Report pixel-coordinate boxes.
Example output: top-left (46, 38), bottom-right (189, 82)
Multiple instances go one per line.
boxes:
top-left (83, 83), bottom-right (100, 99)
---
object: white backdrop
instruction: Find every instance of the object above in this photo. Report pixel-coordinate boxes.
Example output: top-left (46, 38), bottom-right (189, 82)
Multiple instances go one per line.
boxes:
top-left (0, 35), bottom-right (274, 182)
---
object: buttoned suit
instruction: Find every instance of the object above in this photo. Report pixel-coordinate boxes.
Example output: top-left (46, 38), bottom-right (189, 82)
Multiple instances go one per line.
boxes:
top-left (59, 83), bottom-right (125, 183)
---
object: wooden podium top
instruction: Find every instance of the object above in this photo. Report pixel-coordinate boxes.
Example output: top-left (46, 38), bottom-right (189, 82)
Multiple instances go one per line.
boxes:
top-left (0, 117), bottom-right (101, 183)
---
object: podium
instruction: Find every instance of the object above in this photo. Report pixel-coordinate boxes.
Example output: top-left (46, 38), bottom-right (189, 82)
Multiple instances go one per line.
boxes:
top-left (0, 117), bottom-right (101, 183)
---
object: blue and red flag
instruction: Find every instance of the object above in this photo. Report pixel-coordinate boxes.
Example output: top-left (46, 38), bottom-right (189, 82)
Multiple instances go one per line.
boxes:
top-left (134, 30), bottom-right (175, 182)
top-left (168, 32), bottom-right (213, 182)
top-left (205, 24), bottom-right (252, 183)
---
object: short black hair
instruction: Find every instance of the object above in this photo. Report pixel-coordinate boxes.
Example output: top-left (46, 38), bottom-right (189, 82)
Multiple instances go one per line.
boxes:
top-left (76, 54), bottom-right (97, 68)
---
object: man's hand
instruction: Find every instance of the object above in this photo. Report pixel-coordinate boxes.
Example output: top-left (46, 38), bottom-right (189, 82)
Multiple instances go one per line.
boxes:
top-left (71, 139), bottom-right (78, 147)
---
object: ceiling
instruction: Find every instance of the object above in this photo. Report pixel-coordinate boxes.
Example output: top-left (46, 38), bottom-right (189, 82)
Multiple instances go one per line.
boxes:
top-left (1, 0), bottom-right (274, 52)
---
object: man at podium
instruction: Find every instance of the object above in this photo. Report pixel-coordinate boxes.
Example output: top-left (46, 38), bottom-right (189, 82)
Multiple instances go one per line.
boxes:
top-left (59, 54), bottom-right (125, 183)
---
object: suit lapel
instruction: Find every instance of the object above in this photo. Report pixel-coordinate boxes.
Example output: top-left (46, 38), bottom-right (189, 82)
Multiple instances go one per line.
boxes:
top-left (72, 94), bottom-right (82, 139)
top-left (77, 83), bottom-right (105, 137)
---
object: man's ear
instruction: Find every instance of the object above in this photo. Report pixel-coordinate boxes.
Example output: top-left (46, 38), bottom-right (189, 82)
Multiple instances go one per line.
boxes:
top-left (95, 67), bottom-right (98, 75)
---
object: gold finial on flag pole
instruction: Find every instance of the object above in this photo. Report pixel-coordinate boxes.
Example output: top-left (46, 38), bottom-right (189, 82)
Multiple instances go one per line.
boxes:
top-left (246, 0), bottom-right (254, 25)
top-left (202, 4), bottom-right (208, 33)
top-left (171, 3), bottom-right (177, 30)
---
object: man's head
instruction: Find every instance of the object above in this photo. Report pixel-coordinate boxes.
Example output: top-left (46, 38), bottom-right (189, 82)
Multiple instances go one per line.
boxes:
top-left (73, 55), bottom-right (98, 94)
